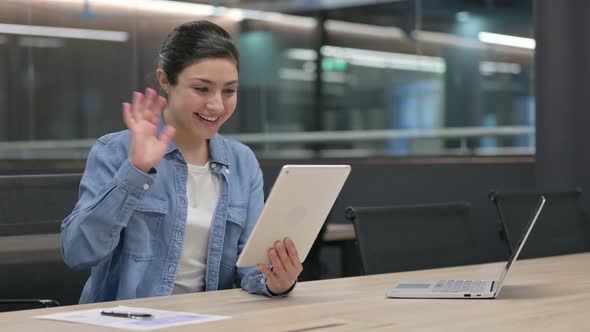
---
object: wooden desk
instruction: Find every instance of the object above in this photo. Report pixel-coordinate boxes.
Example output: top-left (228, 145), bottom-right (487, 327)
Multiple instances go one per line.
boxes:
top-left (2, 253), bottom-right (589, 331)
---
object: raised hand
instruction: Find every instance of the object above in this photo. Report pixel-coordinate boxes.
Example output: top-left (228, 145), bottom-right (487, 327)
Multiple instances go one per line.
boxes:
top-left (122, 88), bottom-right (176, 173)
top-left (257, 238), bottom-right (303, 295)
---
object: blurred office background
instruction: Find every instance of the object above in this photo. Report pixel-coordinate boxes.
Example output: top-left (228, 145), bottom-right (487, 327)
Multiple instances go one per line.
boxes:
top-left (0, 0), bottom-right (534, 160)
top-left (4, 0), bottom-right (590, 307)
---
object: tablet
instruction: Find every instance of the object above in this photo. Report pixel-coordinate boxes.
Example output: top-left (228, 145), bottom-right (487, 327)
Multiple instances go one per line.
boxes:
top-left (236, 165), bottom-right (351, 267)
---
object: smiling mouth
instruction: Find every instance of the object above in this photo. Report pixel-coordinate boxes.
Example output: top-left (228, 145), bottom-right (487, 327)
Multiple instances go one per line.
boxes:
top-left (195, 113), bottom-right (220, 122)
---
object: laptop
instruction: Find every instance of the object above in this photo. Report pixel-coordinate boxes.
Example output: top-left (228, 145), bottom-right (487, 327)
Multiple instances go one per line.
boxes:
top-left (387, 195), bottom-right (546, 299)
top-left (236, 165), bottom-right (351, 267)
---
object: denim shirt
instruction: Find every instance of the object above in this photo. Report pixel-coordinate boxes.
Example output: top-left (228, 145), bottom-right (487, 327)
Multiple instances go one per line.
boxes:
top-left (61, 128), bottom-right (286, 303)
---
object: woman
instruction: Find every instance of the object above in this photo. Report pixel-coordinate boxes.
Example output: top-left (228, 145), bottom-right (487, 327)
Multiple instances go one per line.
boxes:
top-left (61, 20), bottom-right (302, 303)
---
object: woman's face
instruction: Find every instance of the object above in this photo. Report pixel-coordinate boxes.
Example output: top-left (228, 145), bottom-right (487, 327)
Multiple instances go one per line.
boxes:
top-left (161, 57), bottom-right (238, 140)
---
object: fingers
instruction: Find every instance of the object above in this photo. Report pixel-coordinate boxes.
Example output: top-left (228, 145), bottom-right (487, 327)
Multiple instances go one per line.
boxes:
top-left (143, 88), bottom-right (154, 113)
top-left (270, 240), bottom-right (302, 279)
top-left (259, 239), bottom-right (304, 295)
top-left (127, 89), bottom-right (166, 127)
top-left (146, 88), bottom-right (167, 124)
top-left (132, 91), bottom-right (144, 122)
top-left (143, 88), bottom-right (156, 123)
top-left (153, 95), bottom-right (167, 120)
top-left (256, 264), bottom-right (274, 280)
top-left (159, 125), bottom-right (176, 147)
top-left (145, 88), bottom-right (167, 124)
top-left (275, 240), bottom-right (294, 271)
top-left (268, 246), bottom-right (286, 275)
top-left (122, 102), bottom-right (134, 130)
top-left (285, 239), bottom-right (303, 272)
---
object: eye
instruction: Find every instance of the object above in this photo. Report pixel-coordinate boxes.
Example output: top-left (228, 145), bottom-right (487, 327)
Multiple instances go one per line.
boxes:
top-left (194, 87), bottom-right (208, 92)
top-left (223, 88), bottom-right (237, 94)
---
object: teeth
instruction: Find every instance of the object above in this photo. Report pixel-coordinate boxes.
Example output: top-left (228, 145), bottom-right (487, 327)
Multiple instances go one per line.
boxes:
top-left (196, 113), bottom-right (219, 122)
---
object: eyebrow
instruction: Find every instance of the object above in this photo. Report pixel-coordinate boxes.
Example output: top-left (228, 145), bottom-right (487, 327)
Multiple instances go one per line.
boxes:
top-left (190, 78), bottom-right (238, 86)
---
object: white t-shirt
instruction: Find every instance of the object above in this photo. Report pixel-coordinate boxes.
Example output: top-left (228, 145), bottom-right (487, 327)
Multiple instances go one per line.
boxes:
top-left (172, 161), bottom-right (221, 294)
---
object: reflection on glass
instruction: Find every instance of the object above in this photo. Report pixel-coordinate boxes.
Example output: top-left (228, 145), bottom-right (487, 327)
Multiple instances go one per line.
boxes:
top-left (0, 0), bottom-right (533, 160)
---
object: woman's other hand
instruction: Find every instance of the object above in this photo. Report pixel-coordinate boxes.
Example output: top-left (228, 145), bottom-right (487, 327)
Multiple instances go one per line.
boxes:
top-left (257, 238), bottom-right (303, 295)
top-left (122, 88), bottom-right (176, 173)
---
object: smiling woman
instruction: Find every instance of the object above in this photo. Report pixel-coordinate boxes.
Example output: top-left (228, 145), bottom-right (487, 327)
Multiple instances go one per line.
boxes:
top-left (60, 20), bottom-right (302, 304)
top-left (158, 58), bottom-right (239, 165)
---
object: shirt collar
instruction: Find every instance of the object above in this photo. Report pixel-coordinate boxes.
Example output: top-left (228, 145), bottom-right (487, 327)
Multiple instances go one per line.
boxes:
top-left (208, 133), bottom-right (230, 167)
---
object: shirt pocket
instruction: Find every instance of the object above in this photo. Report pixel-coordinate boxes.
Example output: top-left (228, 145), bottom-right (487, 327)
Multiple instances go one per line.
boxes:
top-left (221, 205), bottom-right (247, 272)
top-left (122, 195), bottom-right (168, 261)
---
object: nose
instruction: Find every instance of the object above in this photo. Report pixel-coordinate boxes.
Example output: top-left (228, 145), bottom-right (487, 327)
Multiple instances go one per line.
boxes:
top-left (206, 93), bottom-right (223, 113)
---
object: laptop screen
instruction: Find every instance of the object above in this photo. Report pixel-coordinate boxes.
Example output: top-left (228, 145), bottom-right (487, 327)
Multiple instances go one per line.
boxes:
top-left (495, 196), bottom-right (546, 293)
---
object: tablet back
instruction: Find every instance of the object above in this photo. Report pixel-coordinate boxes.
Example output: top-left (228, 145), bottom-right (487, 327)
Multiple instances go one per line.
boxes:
top-left (236, 165), bottom-right (351, 267)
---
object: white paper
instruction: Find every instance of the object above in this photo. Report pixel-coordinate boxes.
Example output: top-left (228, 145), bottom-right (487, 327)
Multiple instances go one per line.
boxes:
top-left (33, 305), bottom-right (230, 331)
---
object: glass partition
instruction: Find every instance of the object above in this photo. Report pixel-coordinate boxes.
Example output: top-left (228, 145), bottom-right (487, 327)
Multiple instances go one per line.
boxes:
top-left (0, 0), bottom-right (534, 162)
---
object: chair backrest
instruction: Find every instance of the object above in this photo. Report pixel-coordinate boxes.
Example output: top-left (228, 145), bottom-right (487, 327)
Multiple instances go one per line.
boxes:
top-left (489, 188), bottom-right (590, 259)
top-left (0, 174), bottom-right (89, 309)
top-left (345, 201), bottom-right (476, 275)
top-left (0, 174), bottom-right (81, 235)
top-left (0, 299), bottom-right (60, 313)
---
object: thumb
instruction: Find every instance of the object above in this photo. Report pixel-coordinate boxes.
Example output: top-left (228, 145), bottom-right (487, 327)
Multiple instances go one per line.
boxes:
top-left (158, 125), bottom-right (176, 147)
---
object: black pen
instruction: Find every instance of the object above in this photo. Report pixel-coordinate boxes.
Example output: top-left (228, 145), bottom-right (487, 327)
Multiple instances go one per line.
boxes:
top-left (100, 310), bottom-right (154, 320)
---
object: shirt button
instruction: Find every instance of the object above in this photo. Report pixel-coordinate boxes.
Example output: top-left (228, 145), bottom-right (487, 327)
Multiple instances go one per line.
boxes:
top-left (210, 162), bottom-right (217, 169)
top-left (143, 183), bottom-right (149, 191)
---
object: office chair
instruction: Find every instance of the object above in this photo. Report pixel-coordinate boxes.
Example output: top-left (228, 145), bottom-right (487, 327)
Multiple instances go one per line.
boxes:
top-left (489, 188), bottom-right (590, 259)
top-left (345, 201), bottom-right (476, 275)
top-left (0, 174), bottom-right (89, 311)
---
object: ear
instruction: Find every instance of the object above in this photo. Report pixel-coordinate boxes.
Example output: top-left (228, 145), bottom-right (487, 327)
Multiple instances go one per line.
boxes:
top-left (156, 69), bottom-right (170, 94)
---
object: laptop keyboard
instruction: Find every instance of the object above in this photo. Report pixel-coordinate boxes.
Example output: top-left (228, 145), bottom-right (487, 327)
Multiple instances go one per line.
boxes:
top-left (433, 280), bottom-right (488, 293)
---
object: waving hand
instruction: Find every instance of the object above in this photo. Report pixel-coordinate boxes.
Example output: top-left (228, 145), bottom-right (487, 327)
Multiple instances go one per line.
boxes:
top-left (122, 88), bottom-right (176, 173)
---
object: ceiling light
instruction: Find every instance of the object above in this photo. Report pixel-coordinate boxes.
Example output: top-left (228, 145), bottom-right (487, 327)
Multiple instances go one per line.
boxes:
top-left (478, 32), bottom-right (535, 49)
top-left (0, 23), bottom-right (128, 42)
top-left (321, 46), bottom-right (446, 73)
top-left (326, 20), bottom-right (405, 39)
